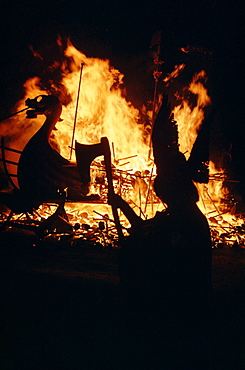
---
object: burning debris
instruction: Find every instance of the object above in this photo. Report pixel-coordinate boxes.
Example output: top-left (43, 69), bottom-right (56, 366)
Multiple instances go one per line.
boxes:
top-left (0, 39), bottom-right (244, 248)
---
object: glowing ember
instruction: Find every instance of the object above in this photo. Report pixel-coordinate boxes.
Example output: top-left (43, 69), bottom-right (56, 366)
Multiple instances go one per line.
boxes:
top-left (163, 63), bottom-right (186, 84)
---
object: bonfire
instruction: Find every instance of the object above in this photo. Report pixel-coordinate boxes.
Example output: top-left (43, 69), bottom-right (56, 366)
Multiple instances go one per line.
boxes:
top-left (0, 39), bottom-right (244, 248)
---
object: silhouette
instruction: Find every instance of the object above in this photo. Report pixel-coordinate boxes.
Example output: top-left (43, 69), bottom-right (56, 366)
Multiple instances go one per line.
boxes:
top-left (108, 96), bottom-right (214, 366)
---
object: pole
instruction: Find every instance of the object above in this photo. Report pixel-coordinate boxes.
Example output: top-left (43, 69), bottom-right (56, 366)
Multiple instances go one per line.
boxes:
top-left (144, 166), bottom-right (154, 214)
top-left (0, 107), bottom-right (29, 122)
top-left (148, 32), bottom-right (163, 159)
top-left (70, 63), bottom-right (84, 160)
top-left (101, 137), bottom-right (124, 242)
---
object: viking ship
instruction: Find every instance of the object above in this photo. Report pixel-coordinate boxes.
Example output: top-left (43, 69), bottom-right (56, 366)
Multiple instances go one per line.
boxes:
top-left (17, 94), bottom-right (103, 203)
top-left (0, 94), bottom-right (123, 239)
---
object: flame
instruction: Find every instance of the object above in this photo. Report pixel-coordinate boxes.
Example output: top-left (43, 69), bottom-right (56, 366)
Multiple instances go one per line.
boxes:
top-left (173, 70), bottom-right (211, 159)
top-left (196, 161), bottom-right (244, 246)
top-left (0, 40), bottom-right (244, 247)
top-left (163, 64), bottom-right (186, 85)
top-left (18, 42), bottom-right (150, 173)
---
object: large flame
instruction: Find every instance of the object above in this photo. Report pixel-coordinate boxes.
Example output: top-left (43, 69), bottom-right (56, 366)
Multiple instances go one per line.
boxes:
top-left (0, 40), bottom-right (244, 247)
top-left (12, 41), bottom-right (150, 173)
top-left (172, 70), bottom-right (211, 159)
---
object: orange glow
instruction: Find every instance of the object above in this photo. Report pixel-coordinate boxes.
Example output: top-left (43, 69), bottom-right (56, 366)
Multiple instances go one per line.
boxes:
top-left (173, 70), bottom-right (211, 159)
top-left (163, 64), bottom-right (186, 85)
top-left (0, 40), bottom-right (244, 246)
top-left (24, 42), bottom-right (149, 171)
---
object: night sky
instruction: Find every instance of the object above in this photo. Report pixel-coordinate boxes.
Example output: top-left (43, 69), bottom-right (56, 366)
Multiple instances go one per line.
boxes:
top-left (1, 0), bottom-right (244, 197)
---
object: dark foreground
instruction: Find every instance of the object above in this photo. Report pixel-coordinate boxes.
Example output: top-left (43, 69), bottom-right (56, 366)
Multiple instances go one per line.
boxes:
top-left (0, 231), bottom-right (244, 369)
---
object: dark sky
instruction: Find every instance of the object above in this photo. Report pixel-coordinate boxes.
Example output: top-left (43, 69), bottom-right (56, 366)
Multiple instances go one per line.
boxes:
top-left (1, 0), bottom-right (244, 195)
top-left (1, 1), bottom-right (243, 106)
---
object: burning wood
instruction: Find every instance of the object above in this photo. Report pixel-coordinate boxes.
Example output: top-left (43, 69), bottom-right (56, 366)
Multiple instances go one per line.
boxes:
top-left (0, 39), bottom-right (244, 248)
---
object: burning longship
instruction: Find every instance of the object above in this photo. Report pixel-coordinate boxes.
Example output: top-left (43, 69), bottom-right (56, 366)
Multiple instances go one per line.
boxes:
top-left (0, 40), bottom-right (244, 247)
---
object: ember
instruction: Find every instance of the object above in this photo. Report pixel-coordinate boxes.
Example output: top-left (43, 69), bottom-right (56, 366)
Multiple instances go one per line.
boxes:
top-left (0, 39), bottom-right (244, 248)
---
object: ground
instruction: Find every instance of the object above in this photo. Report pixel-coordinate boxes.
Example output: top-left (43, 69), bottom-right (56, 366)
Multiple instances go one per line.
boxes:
top-left (0, 230), bottom-right (244, 369)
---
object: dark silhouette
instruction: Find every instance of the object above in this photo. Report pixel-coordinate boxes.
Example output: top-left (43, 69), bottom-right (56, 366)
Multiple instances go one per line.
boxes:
top-left (108, 96), bottom-right (213, 367)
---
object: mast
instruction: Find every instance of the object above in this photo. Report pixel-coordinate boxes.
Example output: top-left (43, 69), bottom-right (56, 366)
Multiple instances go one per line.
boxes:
top-left (70, 63), bottom-right (85, 160)
top-left (148, 31), bottom-right (163, 159)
